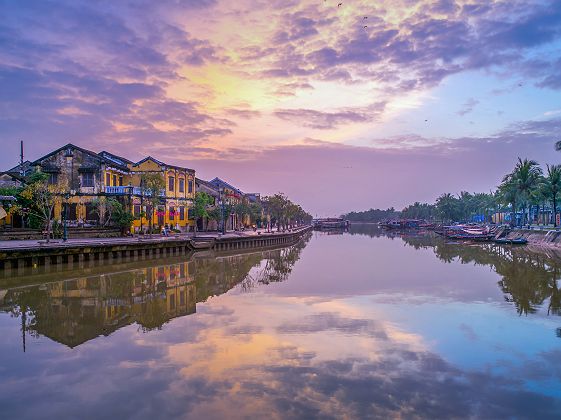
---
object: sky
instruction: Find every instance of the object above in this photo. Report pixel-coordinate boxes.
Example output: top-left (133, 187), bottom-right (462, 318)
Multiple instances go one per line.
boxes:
top-left (1, 0), bottom-right (561, 216)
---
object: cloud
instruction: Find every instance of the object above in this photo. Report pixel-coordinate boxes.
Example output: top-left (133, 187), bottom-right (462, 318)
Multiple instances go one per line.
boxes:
top-left (457, 98), bottom-right (480, 116)
top-left (273, 102), bottom-right (386, 129)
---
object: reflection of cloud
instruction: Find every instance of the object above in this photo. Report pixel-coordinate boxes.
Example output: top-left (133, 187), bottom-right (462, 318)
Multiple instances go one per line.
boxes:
top-left (459, 323), bottom-right (478, 341)
top-left (2, 290), bottom-right (561, 418)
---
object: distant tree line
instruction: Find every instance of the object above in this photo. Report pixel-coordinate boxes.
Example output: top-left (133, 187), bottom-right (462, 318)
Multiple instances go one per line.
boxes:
top-left (341, 208), bottom-right (398, 222)
top-left (342, 158), bottom-right (561, 227)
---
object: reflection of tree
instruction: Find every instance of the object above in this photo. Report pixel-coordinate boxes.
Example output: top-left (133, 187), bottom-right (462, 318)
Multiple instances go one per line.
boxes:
top-left (398, 232), bottom-right (561, 317)
top-left (244, 234), bottom-right (310, 288)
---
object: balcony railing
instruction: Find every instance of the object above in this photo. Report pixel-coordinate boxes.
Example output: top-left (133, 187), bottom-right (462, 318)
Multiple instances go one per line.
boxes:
top-left (105, 186), bottom-right (165, 196)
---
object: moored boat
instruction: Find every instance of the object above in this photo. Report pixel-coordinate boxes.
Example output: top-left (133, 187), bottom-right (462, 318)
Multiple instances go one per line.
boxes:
top-left (493, 237), bottom-right (528, 245)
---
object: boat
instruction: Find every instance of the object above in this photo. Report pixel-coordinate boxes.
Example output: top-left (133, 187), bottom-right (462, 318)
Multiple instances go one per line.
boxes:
top-left (437, 224), bottom-right (495, 242)
top-left (381, 219), bottom-right (421, 229)
top-left (312, 218), bottom-right (350, 230)
top-left (493, 237), bottom-right (528, 245)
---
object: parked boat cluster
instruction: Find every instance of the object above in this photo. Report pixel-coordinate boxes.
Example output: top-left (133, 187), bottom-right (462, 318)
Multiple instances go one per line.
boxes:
top-left (380, 219), bottom-right (528, 245)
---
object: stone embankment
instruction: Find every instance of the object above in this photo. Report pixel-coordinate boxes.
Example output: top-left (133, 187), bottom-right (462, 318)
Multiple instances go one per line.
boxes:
top-left (0, 226), bottom-right (312, 276)
top-left (502, 228), bottom-right (561, 258)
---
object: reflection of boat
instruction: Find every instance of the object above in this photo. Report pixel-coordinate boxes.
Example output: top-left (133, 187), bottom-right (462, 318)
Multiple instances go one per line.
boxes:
top-left (494, 237), bottom-right (528, 245)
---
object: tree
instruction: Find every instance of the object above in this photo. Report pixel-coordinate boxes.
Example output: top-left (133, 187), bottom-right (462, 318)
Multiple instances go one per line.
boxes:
top-left (435, 193), bottom-right (458, 223)
top-left (248, 202), bottom-right (263, 227)
top-left (192, 191), bottom-right (212, 237)
top-left (108, 199), bottom-right (136, 235)
top-left (19, 172), bottom-right (65, 242)
top-left (543, 164), bottom-right (561, 226)
top-left (498, 178), bottom-right (518, 227)
top-left (91, 197), bottom-right (114, 227)
top-left (140, 173), bottom-right (165, 236)
top-left (233, 202), bottom-right (249, 230)
top-left (507, 158), bottom-right (543, 225)
top-left (263, 193), bottom-right (288, 231)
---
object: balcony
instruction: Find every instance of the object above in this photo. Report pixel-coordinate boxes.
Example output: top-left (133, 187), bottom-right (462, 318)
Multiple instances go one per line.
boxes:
top-left (105, 186), bottom-right (141, 195)
top-left (105, 186), bottom-right (164, 196)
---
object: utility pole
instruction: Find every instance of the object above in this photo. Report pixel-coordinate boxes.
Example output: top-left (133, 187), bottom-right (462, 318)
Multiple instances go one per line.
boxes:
top-left (19, 140), bottom-right (24, 176)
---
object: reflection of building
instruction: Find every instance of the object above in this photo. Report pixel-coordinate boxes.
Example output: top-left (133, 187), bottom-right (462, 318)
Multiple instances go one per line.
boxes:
top-left (0, 235), bottom-right (311, 350)
top-left (1, 262), bottom-right (196, 348)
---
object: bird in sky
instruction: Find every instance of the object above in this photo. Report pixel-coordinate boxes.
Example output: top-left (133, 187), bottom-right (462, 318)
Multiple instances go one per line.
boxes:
top-left (338, 3), bottom-right (342, 7)
top-left (363, 16), bottom-right (368, 20)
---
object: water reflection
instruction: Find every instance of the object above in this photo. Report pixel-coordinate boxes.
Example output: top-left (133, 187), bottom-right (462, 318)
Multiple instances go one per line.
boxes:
top-left (0, 234), bottom-right (311, 350)
top-left (350, 224), bottom-right (561, 318)
top-left (2, 228), bottom-right (561, 418)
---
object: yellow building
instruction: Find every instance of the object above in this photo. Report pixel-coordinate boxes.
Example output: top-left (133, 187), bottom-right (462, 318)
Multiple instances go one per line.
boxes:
top-left (17, 144), bottom-right (197, 233)
top-left (128, 156), bottom-right (196, 233)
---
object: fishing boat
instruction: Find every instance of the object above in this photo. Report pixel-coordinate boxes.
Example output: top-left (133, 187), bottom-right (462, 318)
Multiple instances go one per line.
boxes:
top-left (312, 218), bottom-right (350, 230)
top-left (438, 224), bottom-right (495, 242)
top-left (381, 219), bottom-right (421, 229)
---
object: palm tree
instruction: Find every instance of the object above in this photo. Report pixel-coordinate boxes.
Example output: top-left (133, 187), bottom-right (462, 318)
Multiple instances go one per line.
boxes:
top-left (507, 158), bottom-right (543, 225)
top-left (435, 193), bottom-right (458, 223)
top-left (498, 178), bottom-right (518, 227)
top-left (543, 164), bottom-right (561, 226)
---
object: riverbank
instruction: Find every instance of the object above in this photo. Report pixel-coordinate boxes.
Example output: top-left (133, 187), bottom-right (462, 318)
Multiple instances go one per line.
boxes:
top-left (504, 228), bottom-right (561, 258)
top-left (0, 226), bottom-right (312, 275)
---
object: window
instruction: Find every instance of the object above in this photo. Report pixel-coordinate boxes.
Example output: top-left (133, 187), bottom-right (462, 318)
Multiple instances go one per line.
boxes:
top-left (118, 176), bottom-right (123, 186)
top-left (168, 176), bottom-right (175, 191)
top-left (134, 205), bottom-right (141, 216)
top-left (170, 206), bottom-right (175, 221)
top-left (48, 173), bottom-right (58, 185)
top-left (179, 206), bottom-right (185, 221)
top-left (112, 175), bottom-right (117, 186)
top-left (82, 172), bottom-right (94, 187)
top-left (105, 173), bottom-right (110, 186)
top-left (179, 178), bottom-right (185, 193)
top-left (188, 180), bottom-right (193, 194)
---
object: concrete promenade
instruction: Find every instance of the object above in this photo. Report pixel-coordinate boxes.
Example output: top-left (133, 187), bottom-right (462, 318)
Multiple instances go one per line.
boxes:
top-left (0, 228), bottom-right (299, 251)
top-left (0, 226), bottom-right (313, 273)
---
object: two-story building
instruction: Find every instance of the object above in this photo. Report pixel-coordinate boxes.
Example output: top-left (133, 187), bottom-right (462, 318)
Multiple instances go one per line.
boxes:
top-left (19, 144), bottom-right (196, 233)
top-left (195, 178), bottom-right (221, 231)
top-left (208, 177), bottom-right (246, 230)
top-left (129, 156), bottom-right (196, 233)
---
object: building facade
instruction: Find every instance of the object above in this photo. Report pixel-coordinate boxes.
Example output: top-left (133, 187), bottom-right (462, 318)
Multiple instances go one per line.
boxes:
top-left (3, 144), bottom-right (197, 232)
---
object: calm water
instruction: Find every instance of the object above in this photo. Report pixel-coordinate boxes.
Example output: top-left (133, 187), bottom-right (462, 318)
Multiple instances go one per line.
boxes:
top-left (2, 225), bottom-right (561, 419)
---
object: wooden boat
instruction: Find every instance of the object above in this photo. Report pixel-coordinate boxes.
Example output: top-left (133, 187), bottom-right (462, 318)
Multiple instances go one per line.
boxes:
top-left (493, 237), bottom-right (528, 245)
top-left (313, 218), bottom-right (350, 229)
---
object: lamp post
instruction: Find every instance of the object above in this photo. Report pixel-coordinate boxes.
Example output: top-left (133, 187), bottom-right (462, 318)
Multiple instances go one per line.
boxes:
top-left (63, 192), bottom-right (69, 242)
top-left (220, 187), bottom-right (226, 234)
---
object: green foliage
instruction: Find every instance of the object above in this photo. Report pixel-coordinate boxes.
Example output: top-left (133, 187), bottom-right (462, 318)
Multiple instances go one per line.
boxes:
top-left (342, 208), bottom-right (398, 222)
top-left (109, 199), bottom-right (136, 231)
top-left (192, 191), bottom-right (212, 220)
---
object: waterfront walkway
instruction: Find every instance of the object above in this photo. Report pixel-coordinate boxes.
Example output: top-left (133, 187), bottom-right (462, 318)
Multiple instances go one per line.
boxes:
top-left (0, 228), bottom-right (303, 250)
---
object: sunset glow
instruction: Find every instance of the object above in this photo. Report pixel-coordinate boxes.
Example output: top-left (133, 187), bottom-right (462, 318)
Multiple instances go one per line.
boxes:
top-left (1, 0), bottom-right (560, 214)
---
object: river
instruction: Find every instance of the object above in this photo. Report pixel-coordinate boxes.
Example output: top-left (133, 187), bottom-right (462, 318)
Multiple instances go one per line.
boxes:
top-left (1, 224), bottom-right (561, 418)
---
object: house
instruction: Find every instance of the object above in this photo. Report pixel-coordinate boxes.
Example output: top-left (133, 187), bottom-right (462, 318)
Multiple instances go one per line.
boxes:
top-left (195, 178), bottom-right (221, 231)
top-left (208, 177), bottom-right (245, 229)
top-left (5, 143), bottom-right (197, 233)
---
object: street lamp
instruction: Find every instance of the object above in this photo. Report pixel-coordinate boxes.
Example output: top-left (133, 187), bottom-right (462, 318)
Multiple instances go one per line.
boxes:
top-left (220, 187), bottom-right (226, 234)
top-left (63, 192), bottom-right (70, 242)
